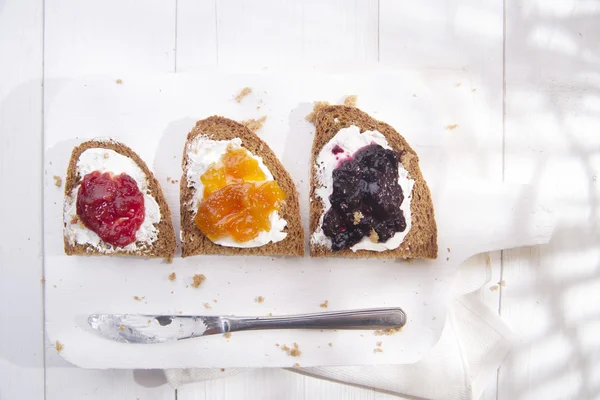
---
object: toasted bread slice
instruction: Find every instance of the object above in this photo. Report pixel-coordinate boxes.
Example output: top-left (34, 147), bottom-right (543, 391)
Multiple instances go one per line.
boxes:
top-left (309, 106), bottom-right (437, 259)
top-left (180, 116), bottom-right (304, 257)
top-left (63, 139), bottom-right (177, 259)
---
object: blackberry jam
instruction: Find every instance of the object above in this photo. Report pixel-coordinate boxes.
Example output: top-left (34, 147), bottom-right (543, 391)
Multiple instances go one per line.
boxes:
top-left (322, 144), bottom-right (406, 251)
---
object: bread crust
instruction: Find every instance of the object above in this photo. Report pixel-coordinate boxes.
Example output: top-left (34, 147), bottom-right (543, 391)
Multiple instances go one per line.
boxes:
top-left (63, 139), bottom-right (177, 259)
top-left (180, 116), bottom-right (304, 257)
top-left (309, 106), bottom-right (437, 259)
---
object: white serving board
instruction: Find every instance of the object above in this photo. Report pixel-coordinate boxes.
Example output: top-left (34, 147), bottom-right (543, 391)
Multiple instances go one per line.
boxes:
top-left (43, 72), bottom-right (553, 369)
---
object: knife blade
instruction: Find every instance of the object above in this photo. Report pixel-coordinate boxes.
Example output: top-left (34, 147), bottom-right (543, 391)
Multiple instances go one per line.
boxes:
top-left (89, 308), bottom-right (407, 344)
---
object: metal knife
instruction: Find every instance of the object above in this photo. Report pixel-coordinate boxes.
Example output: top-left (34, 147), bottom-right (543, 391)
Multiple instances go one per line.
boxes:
top-left (88, 308), bottom-right (406, 344)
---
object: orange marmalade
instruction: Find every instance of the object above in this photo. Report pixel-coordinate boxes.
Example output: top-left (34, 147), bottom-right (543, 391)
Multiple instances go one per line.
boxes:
top-left (194, 147), bottom-right (285, 242)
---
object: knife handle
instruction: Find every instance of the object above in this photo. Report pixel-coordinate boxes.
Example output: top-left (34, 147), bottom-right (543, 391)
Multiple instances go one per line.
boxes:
top-left (224, 308), bottom-right (406, 332)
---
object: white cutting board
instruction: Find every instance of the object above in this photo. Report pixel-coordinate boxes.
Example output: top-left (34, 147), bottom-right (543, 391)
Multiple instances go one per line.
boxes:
top-left (43, 71), bottom-right (553, 369)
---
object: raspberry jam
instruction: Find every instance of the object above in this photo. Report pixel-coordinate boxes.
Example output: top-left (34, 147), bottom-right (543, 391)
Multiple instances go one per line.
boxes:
top-left (321, 144), bottom-right (406, 251)
top-left (76, 171), bottom-right (145, 247)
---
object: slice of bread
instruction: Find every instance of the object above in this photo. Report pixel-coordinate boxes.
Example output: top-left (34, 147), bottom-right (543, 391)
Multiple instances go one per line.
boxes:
top-left (180, 116), bottom-right (304, 257)
top-left (63, 139), bottom-right (177, 259)
top-left (309, 106), bottom-right (437, 259)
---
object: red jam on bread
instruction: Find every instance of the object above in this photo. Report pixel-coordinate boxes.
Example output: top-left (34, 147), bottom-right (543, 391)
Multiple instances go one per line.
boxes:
top-left (194, 147), bottom-right (285, 242)
top-left (76, 171), bottom-right (145, 247)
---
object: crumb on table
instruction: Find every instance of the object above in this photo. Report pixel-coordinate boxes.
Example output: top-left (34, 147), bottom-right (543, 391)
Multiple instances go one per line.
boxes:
top-left (53, 176), bottom-right (62, 187)
top-left (447, 247), bottom-right (451, 253)
top-left (235, 87), bottom-right (252, 103)
top-left (168, 272), bottom-right (176, 281)
top-left (203, 303), bottom-right (212, 309)
top-left (40, 276), bottom-right (45, 284)
top-left (373, 348), bottom-right (383, 353)
top-left (305, 101), bottom-right (330, 123)
top-left (489, 284), bottom-right (499, 292)
top-left (456, 82), bottom-right (462, 87)
top-left (220, 368), bottom-right (225, 372)
top-left (294, 362), bottom-right (301, 367)
top-left (119, 325), bottom-right (125, 331)
top-left (116, 79), bottom-right (123, 84)
top-left (255, 296), bottom-right (265, 303)
top-left (240, 116), bottom-right (267, 132)
top-left (191, 274), bottom-right (206, 288)
top-left (343, 95), bottom-right (357, 107)
top-left (374, 327), bottom-right (402, 336)
top-left (280, 342), bottom-right (301, 357)
top-left (445, 124), bottom-right (459, 130)
top-left (320, 300), bottom-right (329, 308)
top-left (55, 340), bottom-right (64, 353)
top-left (499, 280), bottom-right (507, 287)
top-left (376, 341), bottom-right (382, 347)
top-left (133, 296), bottom-right (145, 301)
top-left (224, 332), bottom-right (232, 339)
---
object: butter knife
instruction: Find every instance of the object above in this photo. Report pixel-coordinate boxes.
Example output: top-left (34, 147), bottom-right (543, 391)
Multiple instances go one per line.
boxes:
top-left (88, 308), bottom-right (406, 344)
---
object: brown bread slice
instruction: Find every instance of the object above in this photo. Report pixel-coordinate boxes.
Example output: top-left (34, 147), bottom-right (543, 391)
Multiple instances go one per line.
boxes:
top-left (63, 139), bottom-right (177, 259)
top-left (310, 106), bottom-right (437, 259)
top-left (180, 116), bottom-right (304, 257)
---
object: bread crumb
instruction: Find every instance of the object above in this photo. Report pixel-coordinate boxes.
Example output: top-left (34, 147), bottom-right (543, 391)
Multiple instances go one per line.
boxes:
top-left (499, 280), bottom-right (507, 287)
top-left (119, 325), bottom-right (125, 331)
top-left (343, 95), bottom-right (357, 107)
top-left (485, 253), bottom-right (491, 266)
top-left (275, 343), bottom-right (280, 347)
top-left (306, 101), bottom-right (330, 123)
top-left (353, 211), bottom-right (364, 225)
top-left (203, 303), bottom-right (212, 309)
top-left (235, 87), bottom-right (252, 103)
top-left (294, 362), bottom-right (301, 367)
top-left (445, 124), bottom-right (459, 130)
top-left (53, 176), bottom-right (62, 187)
top-left (55, 340), bottom-right (64, 353)
top-left (328, 342), bottom-right (333, 347)
top-left (191, 274), bottom-right (206, 288)
top-left (447, 247), bottom-right (451, 253)
top-left (224, 332), bottom-right (232, 339)
top-left (406, 258), bottom-right (413, 263)
top-left (373, 348), bottom-right (383, 353)
top-left (290, 343), bottom-right (301, 357)
top-left (374, 327), bottom-right (402, 336)
top-left (456, 82), bottom-right (462, 87)
top-left (177, 311), bottom-right (183, 315)
top-left (412, 93), bottom-right (417, 97)
top-left (472, 88), bottom-right (477, 92)
top-left (281, 344), bottom-right (290, 352)
top-left (489, 284), bottom-right (499, 292)
top-left (320, 300), bottom-right (329, 308)
top-left (168, 272), bottom-right (176, 281)
top-left (116, 79), bottom-right (123, 84)
top-left (267, 312), bottom-right (273, 316)
top-left (70, 216), bottom-right (78, 225)
top-left (240, 116), bottom-right (267, 132)
top-left (103, 152), bottom-right (109, 159)
top-left (369, 229), bottom-right (379, 243)
top-left (40, 276), bottom-right (45, 284)
top-left (166, 176), bottom-right (171, 182)
top-left (220, 368), bottom-right (225, 372)
top-left (376, 341), bottom-right (383, 347)
top-left (213, 299), bottom-right (218, 303)
top-left (255, 296), bottom-right (265, 303)
top-left (133, 296), bottom-right (144, 301)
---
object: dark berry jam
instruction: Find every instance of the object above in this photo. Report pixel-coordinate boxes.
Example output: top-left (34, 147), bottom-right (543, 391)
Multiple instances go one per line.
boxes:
top-left (322, 144), bottom-right (406, 251)
top-left (76, 171), bottom-right (145, 247)
top-left (331, 145), bottom-right (344, 155)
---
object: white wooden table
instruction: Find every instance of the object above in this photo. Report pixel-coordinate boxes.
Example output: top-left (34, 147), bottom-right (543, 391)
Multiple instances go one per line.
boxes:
top-left (1, 1), bottom-right (598, 399)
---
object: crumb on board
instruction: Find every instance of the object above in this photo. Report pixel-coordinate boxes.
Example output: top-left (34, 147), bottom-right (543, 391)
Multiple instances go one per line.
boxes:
top-left (192, 274), bottom-right (206, 288)
top-left (281, 344), bottom-right (290, 352)
top-left (203, 303), bottom-right (212, 309)
top-left (373, 348), bottom-right (384, 353)
top-left (267, 312), bottom-right (273, 316)
top-left (290, 343), bottom-right (301, 357)
top-left (294, 363), bottom-right (301, 367)
top-left (255, 296), bottom-right (265, 303)
top-left (406, 258), bottom-right (413, 263)
top-left (53, 176), bottom-right (62, 187)
top-left (116, 79), bottom-right (123, 84)
top-left (213, 299), bottom-right (218, 303)
top-left (456, 82), bottom-right (462, 87)
top-left (177, 311), bottom-right (183, 315)
top-left (413, 93), bottom-right (417, 97)
top-left (369, 229), bottom-right (379, 243)
top-left (472, 88), bottom-right (477, 92)
top-left (224, 332), bottom-right (232, 339)
top-left (171, 179), bottom-right (178, 184)
top-left (343, 95), bottom-right (357, 107)
top-left (220, 368), bottom-right (225, 372)
top-left (374, 327), bottom-right (402, 336)
top-left (305, 101), bottom-right (330, 123)
top-left (275, 343), bottom-right (280, 347)
top-left (320, 300), bottom-right (329, 308)
top-left (119, 325), bottom-right (125, 331)
top-left (353, 211), bottom-right (364, 225)
top-left (103, 152), bottom-right (109, 159)
top-left (376, 341), bottom-right (383, 347)
top-left (328, 342), bottom-right (333, 347)
top-left (55, 340), bottom-right (64, 353)
top-left (133, 296), bottom-right (145, 301)
top-left (447, 247), bottom-right (451, 253)
top-left (40, 276), bottom-right (45, 284)
top-left (166, 176), bottom-right (171, 182)
top-left (445, 124), bottom-right (459, 130)
top-left (489, 284), bottom-right (499, 292)
top-left (240, 116), bottom-right (267, 132)
top-left (499, 280), bottom-right (507, 287)
top-left (235, 87), bottom-right (252, 103)
top-left (168, 272), bottom-right (176, 281)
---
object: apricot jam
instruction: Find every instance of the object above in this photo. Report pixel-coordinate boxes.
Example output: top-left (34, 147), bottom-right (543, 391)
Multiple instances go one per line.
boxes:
top-left (194, 147), bottom-right (285, 242)
top-left (76, 171), bottom-right (145, 247)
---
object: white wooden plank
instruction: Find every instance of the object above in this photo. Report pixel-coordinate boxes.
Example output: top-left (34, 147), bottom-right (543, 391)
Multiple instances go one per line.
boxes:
top-left (0, 0), bottom-right (45, 399)
top-left (209, 0), bottom-right (378, 69)
top-left (43, 0), bottom-right (178, 398)
top-left (176, 0), bottom-right (218, 71)
top-left (500, 1), bottom-right (600, 399)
